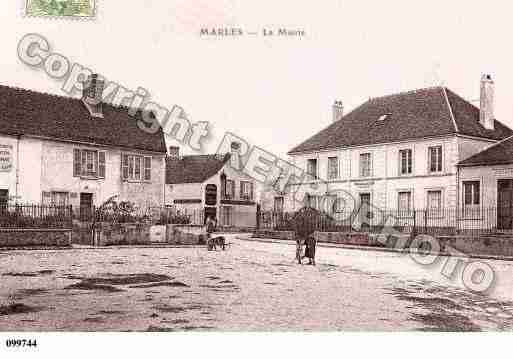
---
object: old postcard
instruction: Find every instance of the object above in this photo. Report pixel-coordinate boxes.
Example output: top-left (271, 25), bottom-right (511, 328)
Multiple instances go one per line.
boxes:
top-left (1, 0), bottom-right (513, 357)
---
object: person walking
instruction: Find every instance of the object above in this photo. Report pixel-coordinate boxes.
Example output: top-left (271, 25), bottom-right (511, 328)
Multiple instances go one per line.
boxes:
top-left (304, 235), bottom-right (317, 265)
top-left (205, 216), bottom-right (217, 251)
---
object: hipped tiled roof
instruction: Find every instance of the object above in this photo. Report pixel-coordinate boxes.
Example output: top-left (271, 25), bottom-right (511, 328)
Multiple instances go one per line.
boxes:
top-left (288, 87), bottom-right (513, 154)
top-left (166, 154), bottom-right (230, 184)
top-left (0, 84), bottom-right (167, 153)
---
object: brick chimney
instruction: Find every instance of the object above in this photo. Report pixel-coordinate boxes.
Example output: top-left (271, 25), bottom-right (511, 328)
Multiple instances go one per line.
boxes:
top-left (230, 141), bottom-right (242, 170)
top-left (82, 74), bottom-right (104, 118)
top-left (168, 146), bottom-right (180, 159)
top-left (333, 100), bottom-right (344, 123)
top-left (480, 74), bottom-right (495, 130)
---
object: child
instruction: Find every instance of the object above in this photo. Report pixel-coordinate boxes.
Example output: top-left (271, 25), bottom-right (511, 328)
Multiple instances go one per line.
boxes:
top-left (295, 237), bottom-right (304, 264)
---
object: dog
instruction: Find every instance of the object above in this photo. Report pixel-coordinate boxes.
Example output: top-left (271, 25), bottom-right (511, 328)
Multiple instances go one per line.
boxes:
top-left (213, 236), bottom-right (226, 250)
top-left (206, 236), bottom-right (226, 251)
top-left (206, 236), bottom-right (217, 251)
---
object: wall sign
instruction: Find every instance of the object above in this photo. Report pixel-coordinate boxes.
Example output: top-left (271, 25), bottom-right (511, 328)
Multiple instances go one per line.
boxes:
top-left (0, 145), bottom-right (13, 172)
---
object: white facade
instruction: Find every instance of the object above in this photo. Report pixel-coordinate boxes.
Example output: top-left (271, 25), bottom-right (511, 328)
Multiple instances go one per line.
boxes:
top-left (279, 135), bottom-right (497, 214)
top-left (0, 134), bottom-right (166, 210)
top-left (165, 161), bottom-right (257, 228)
top-left (459, 164), bottom-right (513, 231)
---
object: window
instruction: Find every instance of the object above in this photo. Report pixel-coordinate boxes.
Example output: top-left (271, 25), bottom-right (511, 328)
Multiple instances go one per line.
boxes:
top-left (328, 157), bottom-right (339, 180)
top-left (398, 191), bottom-right (412, 216)
top-left (429, 146), bottom-right (443, 173)
top-left (224, 179), bottom-right (235, 199)
top-left (307, 195), bottom-right (319, 209)
top-left (221, 206), bottom-right (233, 226)
top-left (240, 181), bottom-right (254, 201)
top-left (42, 191), bottom-right (69, 206)
top-left (74, 149), bottom-right (105, 178)
top-left (122, 154), bottom-right (152, 181)
top-left (274, 196), bottom-right (284, 213)
top-left (463, 181), bottom-right (480, 215)
top-left (359, 153), bottom-right (372, 177)
top-left (307, 159), bottom-right (318, 179)
top-left (399, 149), bottom-right (413, 175)
top-left (427, 190), bottom-right (442, 217)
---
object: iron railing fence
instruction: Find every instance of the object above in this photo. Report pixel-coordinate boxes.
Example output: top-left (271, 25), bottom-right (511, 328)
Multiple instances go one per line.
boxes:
top-left (258, 207), bottom-right (506, 237)
top-left (0, 204), bottom-right (73, 229)
top-left (74, 205), bottom-right (206, 225)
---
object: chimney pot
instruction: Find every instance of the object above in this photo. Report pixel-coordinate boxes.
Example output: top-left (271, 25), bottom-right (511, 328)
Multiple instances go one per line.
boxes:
top-left (480, 74), bottom-right (495, 130)
top-left (333, 100), bottom-right (344, 123)
top-left (82, 74), bottom-right (104, 118)
top-left (168, 146), bottom-right (180, 159)
top-left (83, 74), bottom-right (104, 105)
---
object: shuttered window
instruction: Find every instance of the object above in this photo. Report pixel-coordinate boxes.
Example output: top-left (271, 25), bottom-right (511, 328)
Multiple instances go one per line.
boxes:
top-left (73, 149), bottom-right (81, 177)
top-left (144, 157), bottom-right (151, 181)
top-left (98, 152), bottom-right (106, 178)
top-left (73, 149), bottom-right (106, 179)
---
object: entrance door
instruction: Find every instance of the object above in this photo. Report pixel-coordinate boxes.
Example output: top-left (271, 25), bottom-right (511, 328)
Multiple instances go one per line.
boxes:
top-left (359, 193), bottom-right (371, 229)
top-left (80, 193), bottom-right (94, 221)
top-left (0, 189), bottom-right (8, 206)
top-left (498, 179), bottom-right (513, 230)
top-left (204, 207), bottom-right (217, 224)
top-left (0, 189), bottom-right (8, 213)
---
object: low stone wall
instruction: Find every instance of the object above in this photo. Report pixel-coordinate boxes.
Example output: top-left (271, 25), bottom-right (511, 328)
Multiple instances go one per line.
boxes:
top-left (166, 224), bottom-right (206, 245)
top-left (315, 231), bottom-right (513, 258)
top-left (72, 220), bottom-right (93, 245)
top-left (0, 229), bottom-right (72, 248)
top-left (315, 232), bottom-right (380, 246)
top-left (437, 235), bottom-right (513, 258)
top-left (253, 230), bottom-right (296, 241)
top-left (97, 223), bottom-right (152, 246)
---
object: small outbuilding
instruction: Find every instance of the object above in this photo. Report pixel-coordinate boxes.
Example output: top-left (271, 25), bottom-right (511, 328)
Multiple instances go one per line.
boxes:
top-left (458, 135), bottom-right (513, 231)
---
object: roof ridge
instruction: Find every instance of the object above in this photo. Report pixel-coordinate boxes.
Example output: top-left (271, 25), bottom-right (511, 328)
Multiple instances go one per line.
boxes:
top-left (0, 82), bottom-right (140, 114)
top-left (442, 87), bottom-right (459, 133)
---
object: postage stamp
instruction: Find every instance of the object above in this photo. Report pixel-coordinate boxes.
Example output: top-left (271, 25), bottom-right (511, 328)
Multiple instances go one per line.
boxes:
top-left (24, 0), bottom-right (96, 19)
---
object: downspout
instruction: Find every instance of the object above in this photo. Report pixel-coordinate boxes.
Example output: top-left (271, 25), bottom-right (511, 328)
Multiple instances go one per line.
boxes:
top-left (163, 156), bottom-right (166, 207)
top-left (15, 135), bottom-right (21, 204)
top-left (456, 163), bottom-right (460, 232)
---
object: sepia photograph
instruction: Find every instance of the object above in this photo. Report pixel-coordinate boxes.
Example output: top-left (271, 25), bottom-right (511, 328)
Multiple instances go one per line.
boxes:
top-left (1, 1), bottom-right (513, 357)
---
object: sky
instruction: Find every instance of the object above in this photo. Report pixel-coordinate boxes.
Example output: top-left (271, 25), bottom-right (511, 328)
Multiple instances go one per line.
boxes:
top-left (2, 1), bottom-right (513, 158)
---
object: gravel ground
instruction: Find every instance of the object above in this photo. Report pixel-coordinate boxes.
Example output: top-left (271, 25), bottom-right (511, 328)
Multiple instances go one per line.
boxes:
top-left (1, 234), bottom-right (513, 331)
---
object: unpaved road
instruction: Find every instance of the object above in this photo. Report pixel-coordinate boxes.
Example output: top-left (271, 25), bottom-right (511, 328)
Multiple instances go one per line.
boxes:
top-left (1, 235), bottom-right (513, 331)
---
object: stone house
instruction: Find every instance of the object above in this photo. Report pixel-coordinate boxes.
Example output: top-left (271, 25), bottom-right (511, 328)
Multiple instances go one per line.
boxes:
top-left (280, 75), bottom-right (513, 225)
top-left (458, 135), bottom-right (513, 231)
top-left (0, 76), bottom-right (167, 213)
top-left (165, 145), bottom-right (257, 228)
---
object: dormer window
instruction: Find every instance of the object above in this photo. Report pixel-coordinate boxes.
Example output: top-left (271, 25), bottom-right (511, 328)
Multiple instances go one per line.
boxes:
top-left (377, 113), bottom-right (391, 122)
